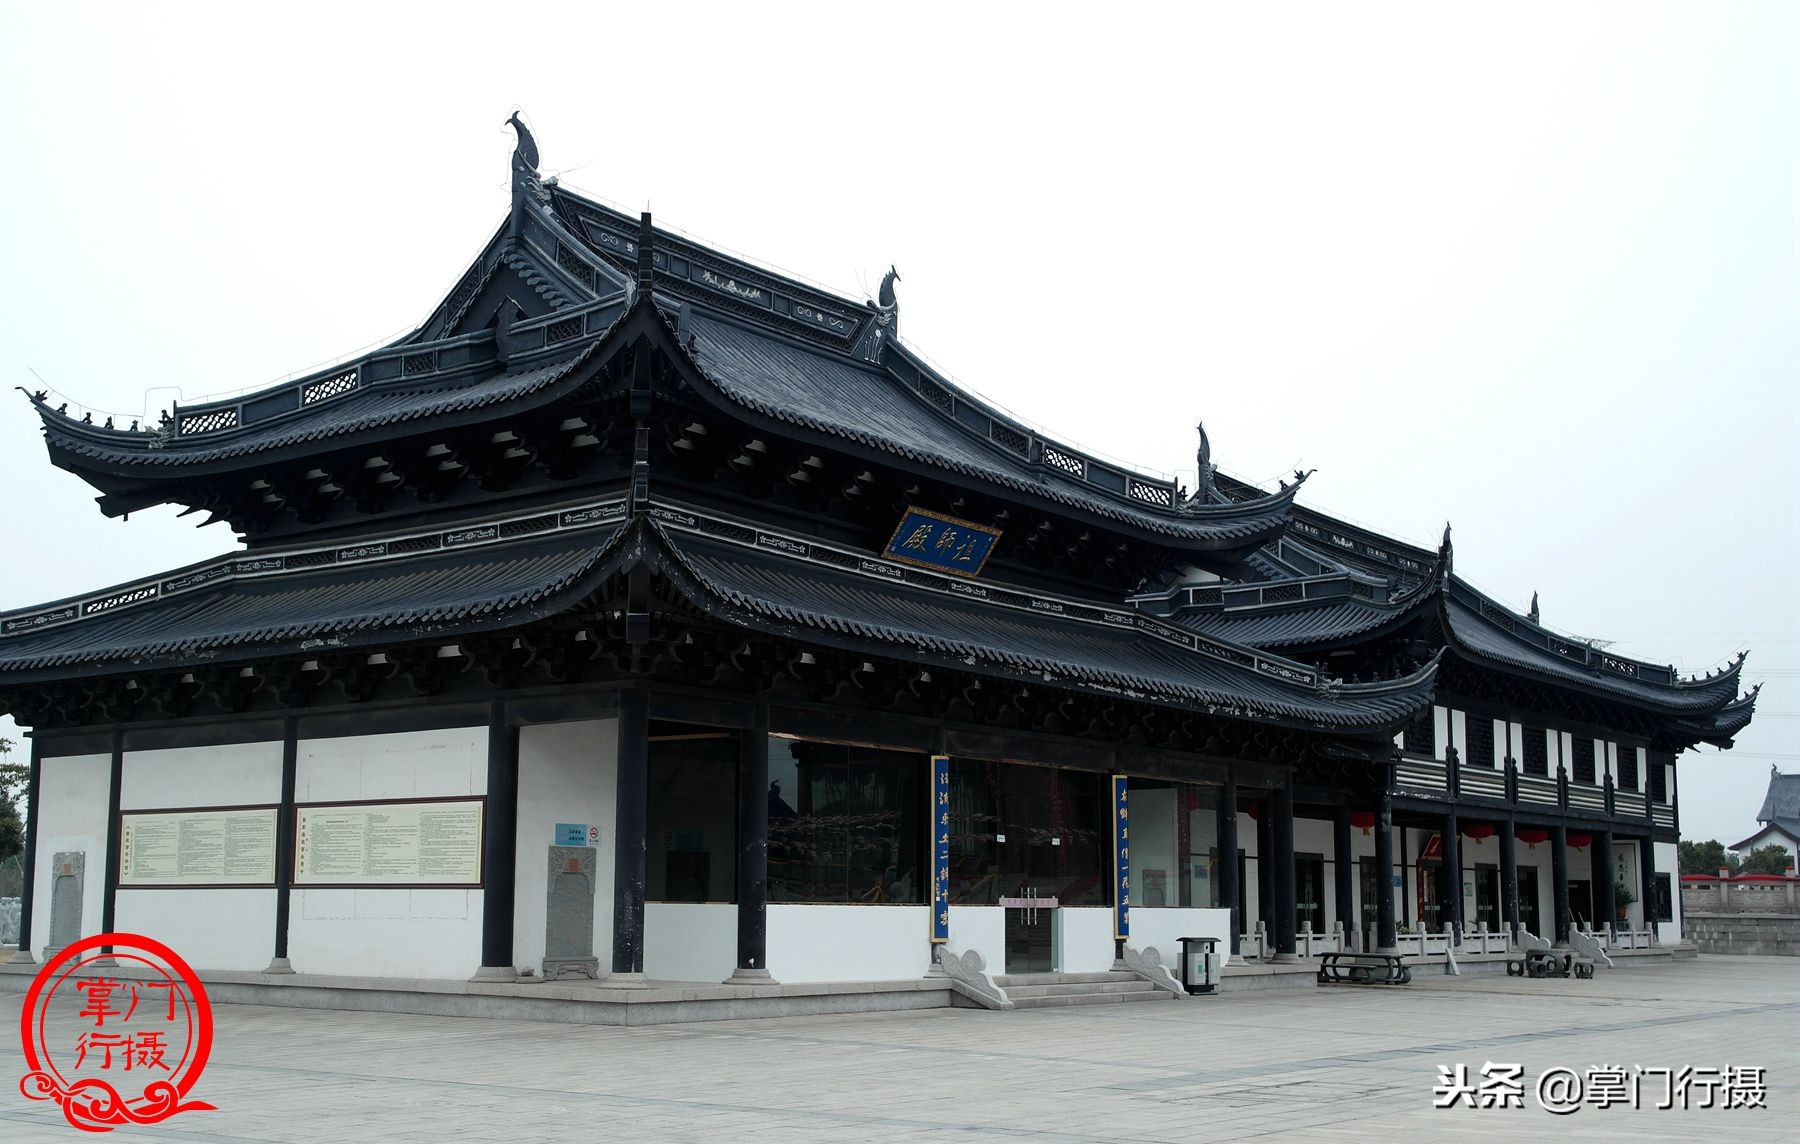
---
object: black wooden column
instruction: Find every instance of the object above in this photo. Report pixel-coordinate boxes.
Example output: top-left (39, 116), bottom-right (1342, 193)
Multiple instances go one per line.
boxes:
top-left (1271, 778), bottom-right (1297, 961)
top-left (100, 731), bottom-right (123, 955)
top-left (1332, 804), bottom-right (1354, 949)
top-left (732, 704), bottom-right (773, 982)
top-left (612, 686), bottom-right (650, 977)
top-left (1374, 791), bottom-right (1397, 952)
top-left (1640, 834), bottom-right (1661, 935)
top-left (1551, 825), bottom-right (1572, 945)
top-left (1439, 811), bottom-right (1462, 943)
top-left (1594, 829), bottom-right (1616, 933)
top-left (268, 718), bottom-right (299, 973)
top-left (476, 702), bottom-right (520, 979)
top-left (12, 740), bottom-right (42, 963)
top-left (1499, 814), bottom-right (1520, 942)
top-left (1255, 797), bottom-right (1273, 939)
top-left (1217, 776), bottom-right (1240, 955)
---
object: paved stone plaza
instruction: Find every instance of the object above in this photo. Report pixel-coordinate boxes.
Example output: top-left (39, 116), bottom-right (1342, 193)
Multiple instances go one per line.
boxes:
top-left (1, 955), bottom-right (1794, 1142)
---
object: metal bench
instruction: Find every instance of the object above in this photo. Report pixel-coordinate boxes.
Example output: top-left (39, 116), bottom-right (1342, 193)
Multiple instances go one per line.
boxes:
top-left (1317, 951), bottom-right (1411, 986)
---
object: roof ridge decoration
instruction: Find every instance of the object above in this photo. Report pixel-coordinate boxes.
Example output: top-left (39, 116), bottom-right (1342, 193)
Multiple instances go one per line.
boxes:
top-left (507, 112), bottom-right (550, 209)
top-left (640, 500), bottom-right (1437, 697)
top-left (0, 496), bottom-right (630, 641)
top-left (638, 514), bottom-right (1438, 732)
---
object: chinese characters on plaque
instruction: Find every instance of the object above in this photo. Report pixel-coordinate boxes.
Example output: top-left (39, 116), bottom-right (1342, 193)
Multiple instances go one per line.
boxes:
top-left (1113, 776), bottom-right (1130, 941)
top-left (118, 809), bottom-right (278, 886)
top-left (884, 508), bottom-right (1001, 578)
top-left (293, 799), bottom-right (483, 886)
top-left (931, 756), bottom-right (951, 943)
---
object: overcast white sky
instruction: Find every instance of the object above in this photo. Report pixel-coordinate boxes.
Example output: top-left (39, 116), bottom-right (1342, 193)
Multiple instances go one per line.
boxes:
top-left (0, 2), bottom-right (1794, 845)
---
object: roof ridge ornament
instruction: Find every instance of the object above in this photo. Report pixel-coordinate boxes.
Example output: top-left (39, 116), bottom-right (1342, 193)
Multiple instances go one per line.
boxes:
top-left (506, 112), bottom-right (550, 207)
top-left (1193, 422), bottom-right (1215, 503)
top-left (875, 266), bottom-right (900, 333)
top-left (1438, 522), bottom-right (1453, 575)
top-left (1527, 590), bottom-right (1540, 625)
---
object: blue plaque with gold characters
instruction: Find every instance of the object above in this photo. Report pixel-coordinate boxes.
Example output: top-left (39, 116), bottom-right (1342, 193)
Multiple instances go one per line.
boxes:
top-left (931, 755), bottom-right (952, 943)
top-left (885, 508), bottom-right (1001, 578)
top-left (1113, 775), bottom-right (1130, 940)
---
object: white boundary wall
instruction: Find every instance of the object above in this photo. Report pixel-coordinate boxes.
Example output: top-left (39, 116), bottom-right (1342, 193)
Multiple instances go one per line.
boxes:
top-left (1132, 907), bottom-right (1230, 969)
top-left (644, 903), bottom-right (736, 982)
top-left (114, 741), bottom-right (283, 970)
top-left (513, 719), bottom-right (617, 976)
top-left (288, 727), bottom-right (486, 978)
top-left (28, 753), bottom-right (110, 957)
top-left (766, 905), bottom-right (930, 981)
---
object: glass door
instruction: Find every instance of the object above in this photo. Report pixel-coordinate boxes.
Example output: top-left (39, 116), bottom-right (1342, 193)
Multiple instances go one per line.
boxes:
top-left (1295, 855), bottom-right (1325, 936)
top-left (1473, 864), bottom-right (1499, 932)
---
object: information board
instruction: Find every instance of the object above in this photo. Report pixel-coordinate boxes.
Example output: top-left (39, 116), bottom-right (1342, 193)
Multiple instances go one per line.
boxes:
top-left (294, 799), bottom-right (484, 886)
top-left (119, 807), bottom-right (278, 886)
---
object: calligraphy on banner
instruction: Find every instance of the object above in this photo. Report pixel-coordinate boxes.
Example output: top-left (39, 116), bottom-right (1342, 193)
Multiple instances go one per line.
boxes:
top-left (1113, 776), bottom-right (1130, 940)
top-left (931, 756), bottom-right (951, 943)
top-left (884, 508), bottom-right (1001, 578)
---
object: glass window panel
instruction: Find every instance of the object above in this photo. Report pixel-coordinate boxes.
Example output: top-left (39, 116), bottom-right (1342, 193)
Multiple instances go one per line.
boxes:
top-left (646, 733), bottom-right (737, 903)
top-left (766, 738), bottom-right (924, 904)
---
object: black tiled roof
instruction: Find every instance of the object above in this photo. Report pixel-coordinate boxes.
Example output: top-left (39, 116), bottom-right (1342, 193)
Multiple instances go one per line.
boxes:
top-left (653, 525), bottom-right (1437, 733)
top-left (1174, 597), bottom-right (1420, 649)
top-left (1756, 771), bottom-right (1800, 823)
top-left (1440, 590), bottom-right (1744, 715)
top-left (38, 352), bottom-right (598, 472)
top-left (0, 524), bottom-right (623, 681)
top-left (680, 313), bottom-right (1294, 546)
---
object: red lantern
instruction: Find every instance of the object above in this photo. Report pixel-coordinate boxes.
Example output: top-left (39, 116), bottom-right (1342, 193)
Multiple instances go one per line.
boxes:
top-left (1245, 802), bottom-right (1260, 822)
top-left (1461, 823), bottom-right (1496, 840)
top-left (1349, 811), bottom-right (1377, 835)
top-left (1567, 831), bottom-right (1592, 849)
top-left (1515, 827), bottom-right (1549, 848)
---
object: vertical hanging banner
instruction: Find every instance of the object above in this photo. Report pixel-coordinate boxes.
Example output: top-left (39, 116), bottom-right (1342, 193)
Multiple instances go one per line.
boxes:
top-left (1113, 775), bottom-right (1130, 940)
top-left (931, 755), bottom-right (951, 943)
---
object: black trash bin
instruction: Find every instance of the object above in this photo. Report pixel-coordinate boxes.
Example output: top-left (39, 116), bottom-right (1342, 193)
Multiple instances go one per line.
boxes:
top-left (1176, 936), bottom-right (1220, 995)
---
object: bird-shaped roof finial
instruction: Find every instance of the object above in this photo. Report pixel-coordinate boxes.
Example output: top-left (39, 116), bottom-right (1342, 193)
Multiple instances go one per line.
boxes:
top-left (1194, 421), bottom-right (1215, 500)
top-left (1528, 591), bottom-right (1540, 624)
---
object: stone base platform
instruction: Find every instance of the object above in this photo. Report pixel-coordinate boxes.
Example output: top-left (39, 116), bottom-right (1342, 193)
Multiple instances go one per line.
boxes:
top-left (0, 959), bottom-right (955, 1026)
top-left (0, 942), bottom-right (1681, 1021)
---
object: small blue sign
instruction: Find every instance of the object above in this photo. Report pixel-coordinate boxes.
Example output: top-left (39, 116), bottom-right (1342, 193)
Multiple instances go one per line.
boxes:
top-left (885, 508), bottom-right (1001, 578)
top-left (555, 823), bottom-right (588, 847)
top-left (931, 755), bottom-right (951, 943)
top-left (1113, 776), bottom-right (1130, 941)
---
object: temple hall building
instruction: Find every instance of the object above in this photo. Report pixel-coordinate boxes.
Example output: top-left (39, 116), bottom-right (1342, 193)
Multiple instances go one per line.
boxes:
top-left (0, 122), bottom-right (1758, 1011)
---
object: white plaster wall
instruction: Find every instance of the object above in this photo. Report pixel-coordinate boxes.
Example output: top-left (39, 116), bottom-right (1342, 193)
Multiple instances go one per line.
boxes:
top-left (290, 889), bottom-right (482, 978)
top-left (289, 726), bottom-right (487, 978)
top-left (115, 889), bottom-right (275, 971)
top-left (1060, 906), bottom-right (1116, 973)
top-left (30, 753), bottom-right (110, 955)
top-left (644, 902), bottom-right (735, 982)
top-left (513, 719), bottom-right (617, 976)
top-left (295, 726), bottom-right (486, 802)
top-left (121, 742), bottom-right (281, 810)
top-left (948, 904), bottom-right (1005, 967)
top-left (1132, 907), bottom-right (1230, 969)
top-left (1657, 840), bottom-right (1682, 943)
top-left (766, 905), bottom-right (930, 981)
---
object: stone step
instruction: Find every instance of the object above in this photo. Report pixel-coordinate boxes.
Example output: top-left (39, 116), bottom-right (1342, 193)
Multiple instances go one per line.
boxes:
top-left (993, 971), bottom-right (1126, 987)
top-left (1003, 979), bottom-right (1160, 999)
top-left (1011, 990), bottom-right (1172, 1010)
